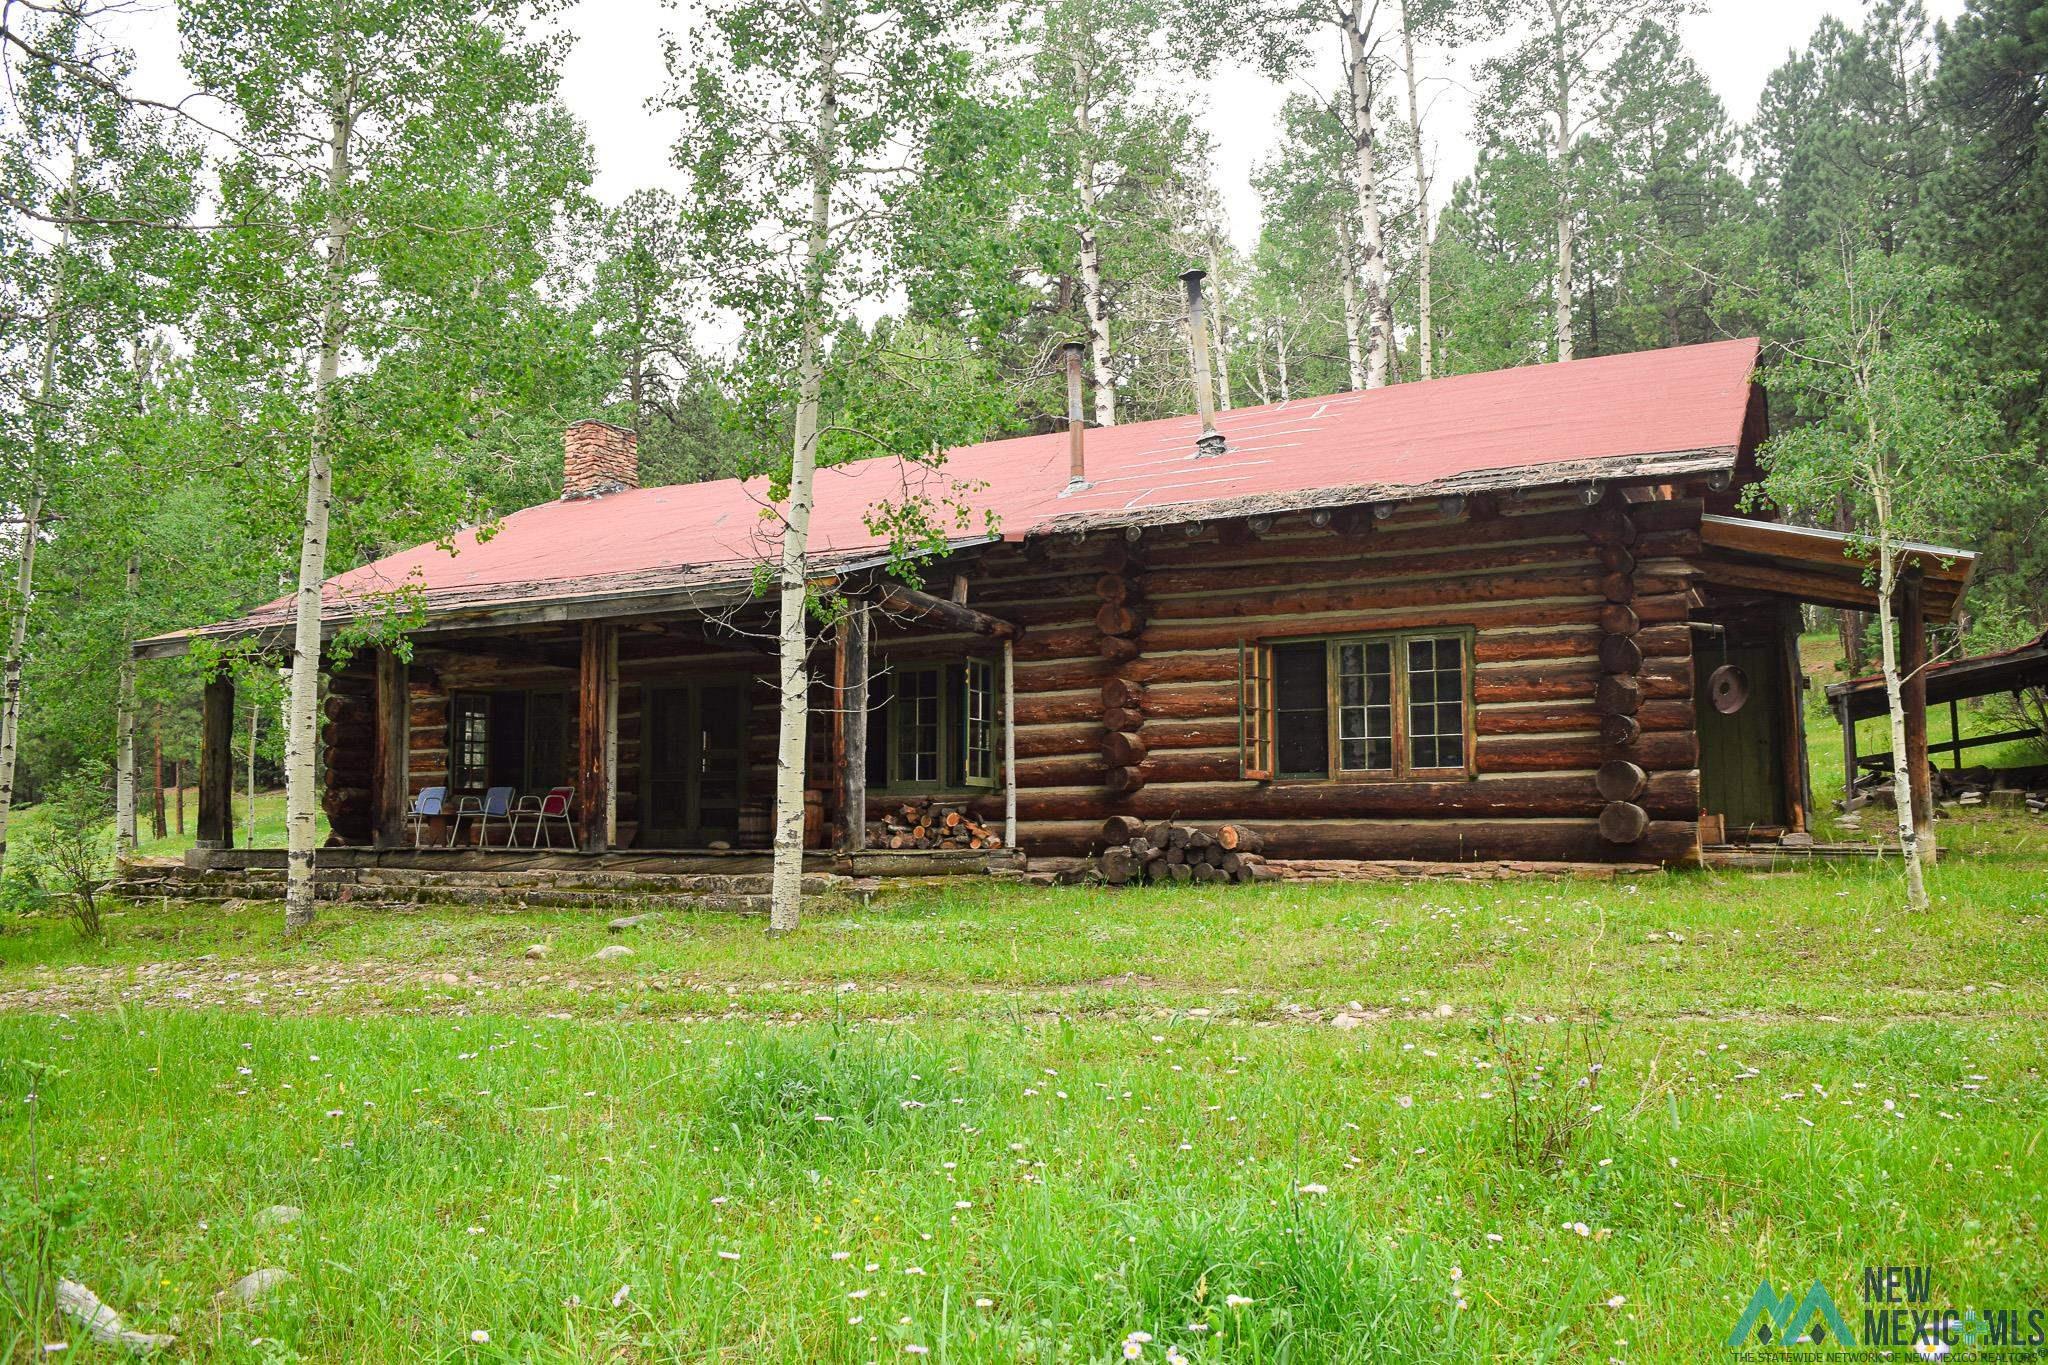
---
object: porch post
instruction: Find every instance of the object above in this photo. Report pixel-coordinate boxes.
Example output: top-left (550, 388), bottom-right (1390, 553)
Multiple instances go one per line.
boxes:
top-left (1779, 605), bottom-right (1811, 834)
top-left (196, 672), bottom-right (234, 850)
top-left (841, 603), bottom-right (867, 852)
top-left (604, 628), bottom-right (620, 848)
top-left (578, 620), bottom-right (613, 853)
top-left (1003, 636), bottom-right (1017, 851)
top-left (1838, 695), bottom-right (1858, 811)
top-left (371, 647), bottom-right (408, 847)
top-left (1900, 570), bottom-right (1933, 862)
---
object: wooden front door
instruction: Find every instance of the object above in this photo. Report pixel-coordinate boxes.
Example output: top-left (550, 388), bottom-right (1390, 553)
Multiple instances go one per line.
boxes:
top-left (1696, 641), bottom-right (1787, 833)
top-left (642, 682), bottom-right (747, 845)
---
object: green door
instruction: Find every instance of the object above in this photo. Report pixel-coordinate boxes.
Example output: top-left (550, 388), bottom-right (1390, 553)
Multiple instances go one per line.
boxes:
top-left (1695, 641), bottom-right (1786, 831)
top-left (643, 682), bottom-right (747, 845)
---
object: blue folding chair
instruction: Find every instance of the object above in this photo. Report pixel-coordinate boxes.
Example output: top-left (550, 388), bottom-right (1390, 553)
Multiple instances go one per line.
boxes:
top-left (404, 786), bottom-right (447, 848)
top-left (451, 786), bottom-right (517, 848)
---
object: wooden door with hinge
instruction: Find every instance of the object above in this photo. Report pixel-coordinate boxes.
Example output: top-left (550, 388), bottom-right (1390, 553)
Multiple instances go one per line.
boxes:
top-left (1695, 641), bottom-right (1787, 835)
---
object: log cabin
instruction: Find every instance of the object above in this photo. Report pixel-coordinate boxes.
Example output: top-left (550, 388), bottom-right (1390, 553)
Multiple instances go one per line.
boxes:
top-left (138, 336), bottom-right (1977, 877)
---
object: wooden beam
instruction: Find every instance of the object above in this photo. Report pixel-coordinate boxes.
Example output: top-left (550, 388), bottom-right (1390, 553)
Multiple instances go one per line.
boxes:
top-left (577, 620), bottom-right (613, 852)
top-left (604, 628), bottom-right (619, 848)
top-left (196, 673), bottom-right (234, 851)
top-left (874, 582), bottom-right (1021, 640)
top-left (372, 649), bottom-right (408, 847)
top-left (1003, 636), bottom-right (1017, 851)
top-left (1695, 557), bottom-right (1880, 612)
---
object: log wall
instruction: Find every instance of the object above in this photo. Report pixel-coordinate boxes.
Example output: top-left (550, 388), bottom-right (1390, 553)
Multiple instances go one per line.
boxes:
top-left (323, 490), bottom-right (1708, 865)
top-left (957, 491), bottom-right (1704, 863)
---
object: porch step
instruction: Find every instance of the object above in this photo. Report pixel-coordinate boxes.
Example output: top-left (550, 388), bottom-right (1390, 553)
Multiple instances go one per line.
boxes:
top-left (111, 859), bottom-right (850, 913)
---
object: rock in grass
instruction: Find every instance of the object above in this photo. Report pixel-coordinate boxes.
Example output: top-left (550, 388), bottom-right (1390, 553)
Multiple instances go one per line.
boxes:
top-left (592, 944), bottom-right (634, 962)
top-left (57, 1279), bottom-right (176, 1353)
top-left (1330, 1013), bottom-right (1366, 1030)
top-left (523, 943), bottom-right (550, 960)
top-left (224, 1268), bottom-right (294, 1306)
top-left (607, 914), bottom-right (656, 933)
top-left (257, 1204), bottom-right (301, 1226)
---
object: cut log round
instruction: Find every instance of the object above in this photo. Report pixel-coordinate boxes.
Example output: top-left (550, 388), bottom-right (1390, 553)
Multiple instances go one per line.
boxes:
top-left (1099, 636), bottom-right (1140, 664)
top-left (1590, 509), bottom-right (1638, 546)
top-left (1216, 823), bottom-right (1265, 853)
top-left (1094, 574), bottom-right (1138, 604)
top-left (1598, 545), bottom-right (1636, 574)
top-left (1167, 861), bottom-right (1193, 882)
top-left (1600, 571), bottom-right (1635, 604)
top-left (1144, 857), bottom-right (1169, 882)
top-left (1101, 731), bottom-right (1148, 767)
top-left (1598, 634), bottom-right (1644, 675)
top-left (1595, 759), bottom-right (1649, 802)
top-left (1101, 677), bottom-right (1144, 709)
top-left (1101, 705), bottom-right (1145, 733)
top-left (1095, 603), bottom-right (1143, 636)
top-left (1104, 765), bottom-right (1146, 795)
top-left (1601, 713), bottom-right (1642, 747)
top-left (1101, 846), bottom-right (1137, 885)
top-left (1596, 674), bottom-right (1643, 716)
top-left (1100, 814), bottom-right (1145, 848)
top-left (1597, 603), bottom-right (1641, 636)
top-left (1598, 800), bottom-right (1650, 844)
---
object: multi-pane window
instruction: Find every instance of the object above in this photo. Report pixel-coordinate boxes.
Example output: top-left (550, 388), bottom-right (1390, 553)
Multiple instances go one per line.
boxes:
top-left (893, 667), bottom-right (943, 784)
top-left (964, 658), bottom-right (995, 784)
top-left (1239, 631), bottom-right (1471, 780)
top-left (869, 659), bottom-right (998, 791)
top-left (448, 690), bottom-right (573, 792)
top-left (452, 693), bottom-right (491, 790)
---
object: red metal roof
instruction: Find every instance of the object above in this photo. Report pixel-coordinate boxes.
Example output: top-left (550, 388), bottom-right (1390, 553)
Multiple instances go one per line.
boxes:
top-left (147, 338), bottom-right (1761, 649)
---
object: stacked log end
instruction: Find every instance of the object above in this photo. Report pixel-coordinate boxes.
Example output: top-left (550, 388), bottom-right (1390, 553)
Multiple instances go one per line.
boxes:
top-left (1095, 817), bottom-right (1276, 886)
top-left (322, 671), bottom-right (376, 845)
top-left (1096, 542), bottom-right (1147, 794)
top-left (873, 797), bottom-right (1004, 851)
top-left (1590, 498), bottom-right (1648, 846)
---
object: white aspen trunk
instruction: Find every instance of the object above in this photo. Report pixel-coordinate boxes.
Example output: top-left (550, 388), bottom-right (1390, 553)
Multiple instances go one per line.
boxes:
top-left (1206, 236), bottom-right (1233, 410)
top-left (769, 0), bottom-right (840, 934)
top-left (0, 493), bottom-right (44, 877)
top-left (1274, 322), bottom-right (1293, 402)
top-left (1342, 11), bottom-right (1393, 388)
top-left (1401, 7), bottom-right (1432, 380)
top-left (1337, 216), bottom-right (1366, 390)
top-left (284, 94), bottom-right (354, 931)
top-left (0, 175), bottom-right (74, 880)
top-left (1252, 331), bottom-right (1273, 406)
top-left (1072, 59), bottom-right (1116, 427)
top-left (1551, 33), bottom-right (1575, 363)
top-left (115, 554), bottom-right (140, 859)
top-left (1871, 479), bottom-right (1928, 909)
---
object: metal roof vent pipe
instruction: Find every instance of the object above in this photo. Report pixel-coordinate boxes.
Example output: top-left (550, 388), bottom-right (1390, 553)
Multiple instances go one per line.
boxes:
top-left (1180, 268), bottom-right (1227, 457)
top-left (1061, 340), bottom-right (1091, 496)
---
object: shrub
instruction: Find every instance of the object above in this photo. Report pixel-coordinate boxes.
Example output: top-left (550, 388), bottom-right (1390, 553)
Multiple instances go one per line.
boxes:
top-left (19, 761), bottom-right (114, 939)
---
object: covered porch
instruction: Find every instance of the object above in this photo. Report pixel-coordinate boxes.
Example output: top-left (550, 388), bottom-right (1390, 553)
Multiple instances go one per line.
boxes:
top-left (151, 567), bottom-right (1027, 876)
top-left (1689, 515), bottom-right (1975, 852)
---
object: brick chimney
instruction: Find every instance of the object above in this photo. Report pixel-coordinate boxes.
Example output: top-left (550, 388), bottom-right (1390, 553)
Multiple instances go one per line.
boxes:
top-left (562, 419), bottom-right (639, 499)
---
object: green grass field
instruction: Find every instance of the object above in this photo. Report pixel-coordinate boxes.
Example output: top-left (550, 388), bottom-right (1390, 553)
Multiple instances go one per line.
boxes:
top-left (4, 819), bottom-right (2046, 1363)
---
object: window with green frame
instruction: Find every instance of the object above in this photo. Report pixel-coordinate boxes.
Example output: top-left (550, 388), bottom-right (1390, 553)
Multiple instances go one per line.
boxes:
top-left (1239, 630), bottom-right (1474, 780)
top-left (866, 659), bottom-right (998, 791)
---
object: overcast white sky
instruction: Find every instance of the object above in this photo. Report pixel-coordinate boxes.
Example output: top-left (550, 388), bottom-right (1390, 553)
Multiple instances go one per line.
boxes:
top-left (116, 0), bottom-right (1959, 249)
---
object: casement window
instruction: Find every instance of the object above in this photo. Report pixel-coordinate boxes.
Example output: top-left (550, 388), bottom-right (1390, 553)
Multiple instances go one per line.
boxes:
top-left (866, 659), bottom-right (998, 792)
top-left (447, 690), bottom-right (573, 793)
top-left (1238, 630), bottom-right (1474, 780)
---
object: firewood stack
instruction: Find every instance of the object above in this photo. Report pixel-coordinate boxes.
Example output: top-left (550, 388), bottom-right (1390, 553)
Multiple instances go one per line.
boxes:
top-left (873, 798), bottom-right (1004, 851)
top-left (1590, 494), bottom-right (1650, 846)
top-left (1094, 816), bottom-right (1277, 885)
